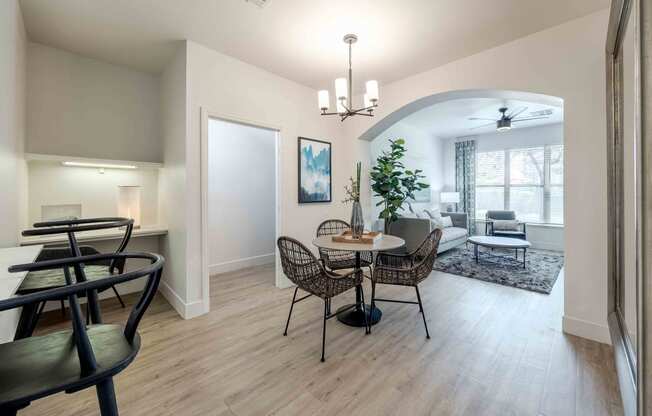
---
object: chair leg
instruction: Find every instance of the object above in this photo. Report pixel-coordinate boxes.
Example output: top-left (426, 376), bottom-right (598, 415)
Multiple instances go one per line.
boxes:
top-left (96, 378), bottom-right (119, 416)
top-left (369, 281), bottom-right (376, 335)
top-left (86, 302), bottom-right (90, 326)
top-left (283, 287), bottom-right (299, 336)
top-left (112, 286), bottom-right (126, 308)
top-left (321, 298), bottom-right (328, 362)
top-left (415, 285), bottom-right (430, 339)
top-left (60, 299), bottom-right (66, 317)
top-left (360, 285), bottom-right (370, 334)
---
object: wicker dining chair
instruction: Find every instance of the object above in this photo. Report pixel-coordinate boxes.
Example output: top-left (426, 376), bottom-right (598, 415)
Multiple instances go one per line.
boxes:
top-left (370, 228), bottom-right (442, 339)
top-left (278, 236), bottom-right (369, 362)
top-left (316, 219), bottom-right (373, 275)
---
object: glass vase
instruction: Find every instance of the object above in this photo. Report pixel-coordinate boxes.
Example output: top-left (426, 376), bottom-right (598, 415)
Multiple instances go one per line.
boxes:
top-left (350, 200), bottom-right (364, 239)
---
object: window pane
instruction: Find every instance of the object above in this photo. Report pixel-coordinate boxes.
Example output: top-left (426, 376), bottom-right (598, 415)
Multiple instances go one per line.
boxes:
top-left (550, 145), bottom-right (563, 185)
top-left (510, 148), bottom-right (544, 185)
top-left (476, 151), bottom-right (505, 185)
top-left (476, 186), bottom-right (504, 219)
top-left (510, 186), bottom-right (543, 222)
top-left (550, 185), bottom-right (564, 224)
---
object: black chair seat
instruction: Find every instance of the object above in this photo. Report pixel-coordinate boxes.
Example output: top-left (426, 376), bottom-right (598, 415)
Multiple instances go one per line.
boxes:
top-left (492, 230), bottom-right (526, 238)
top-left (0, 324), bottom-right (140, 409)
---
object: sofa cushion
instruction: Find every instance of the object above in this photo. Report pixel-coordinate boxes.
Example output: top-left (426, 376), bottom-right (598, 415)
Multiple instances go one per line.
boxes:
top-left (441, 216), bottom-right (453, 228)
top-left (441, 227), bottom-right (467, 243)
top-left (493, 219), bottom-right (520, 231)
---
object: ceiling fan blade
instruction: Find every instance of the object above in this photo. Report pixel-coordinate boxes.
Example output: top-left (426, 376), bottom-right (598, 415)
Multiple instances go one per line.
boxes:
top-left (511, 116), bottom-right (550, 122)
top-left (508, 106), bottom-right (528, 119)
top-left (470, 122), bottom-right (495, 130)
top-left (468, 117), bottom-right (497, 121)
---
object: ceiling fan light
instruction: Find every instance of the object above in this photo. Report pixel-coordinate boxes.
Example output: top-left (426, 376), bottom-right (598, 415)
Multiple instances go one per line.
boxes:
top-left (496, 119), bottom-right (511, 132)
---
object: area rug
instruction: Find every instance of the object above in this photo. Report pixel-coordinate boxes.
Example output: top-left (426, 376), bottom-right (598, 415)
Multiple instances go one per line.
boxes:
top-left (433, 245), bottom-right (564, 294)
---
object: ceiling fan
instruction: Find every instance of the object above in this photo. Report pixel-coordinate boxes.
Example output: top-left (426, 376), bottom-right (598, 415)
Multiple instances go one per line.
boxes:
top-left (468, 107), bottom-right (552, 132)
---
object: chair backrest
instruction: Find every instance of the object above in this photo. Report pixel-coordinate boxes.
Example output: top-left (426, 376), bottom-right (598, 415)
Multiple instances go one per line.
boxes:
top-left (277, 237), bottom-right (323, 287)
top-left (412, 228), bottom-right (443, 279)
top-left (316, 219), bottom-right (350, 237)
top-left (2, 252), bottom-right (164, 376)
top-left (486, 210), bottom-right (516, 221)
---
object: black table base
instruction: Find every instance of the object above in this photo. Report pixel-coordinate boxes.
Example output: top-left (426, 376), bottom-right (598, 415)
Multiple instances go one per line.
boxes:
top-left (336, 303), bottom-right (382, 327)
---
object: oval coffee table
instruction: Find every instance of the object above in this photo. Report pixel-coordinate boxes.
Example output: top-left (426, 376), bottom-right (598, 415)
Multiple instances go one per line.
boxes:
top-left (467, 236), bottom-right (531, 269)
top-left (313, 234), bottom-right (405, 327)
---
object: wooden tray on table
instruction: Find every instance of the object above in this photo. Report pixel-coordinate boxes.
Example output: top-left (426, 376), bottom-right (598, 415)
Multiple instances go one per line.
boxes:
top-left (332, 230), bottom-right (383, 244)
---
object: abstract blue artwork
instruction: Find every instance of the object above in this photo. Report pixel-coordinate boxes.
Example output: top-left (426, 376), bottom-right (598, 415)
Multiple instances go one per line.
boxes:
top-left (298, 137), bottom-right (332, 203)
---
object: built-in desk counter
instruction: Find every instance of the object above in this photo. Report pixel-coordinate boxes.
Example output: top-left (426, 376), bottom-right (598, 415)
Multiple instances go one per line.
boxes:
top-left (0, 245), bottom-right (44, 343)
top-left (19, 225), bottom-right (168, 246)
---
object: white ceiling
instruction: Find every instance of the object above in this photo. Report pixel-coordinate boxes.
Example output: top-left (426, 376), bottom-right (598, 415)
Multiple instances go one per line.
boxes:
top-left (19, 0), bottom-right (608, 90)
top-left (400, 97), bottom-right (563, 139)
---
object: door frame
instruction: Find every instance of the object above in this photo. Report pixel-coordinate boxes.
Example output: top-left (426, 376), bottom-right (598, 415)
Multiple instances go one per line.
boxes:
top-left (200, 108), bottom-right (285, 310)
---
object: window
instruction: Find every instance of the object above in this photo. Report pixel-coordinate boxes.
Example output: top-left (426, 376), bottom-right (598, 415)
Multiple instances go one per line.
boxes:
top-left (475, 145), bottom-right (563, 224)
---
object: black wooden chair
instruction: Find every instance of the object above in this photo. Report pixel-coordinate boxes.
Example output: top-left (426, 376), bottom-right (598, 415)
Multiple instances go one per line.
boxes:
top-left (14, 218), bottom-right (134, 340)
top-left (278, 236), bottom-right (368, 362)
top-left (370, 228), bottom-right (442, 339)
top-left (316, 219), bottom-right (373, 275)
top-left (0, 250), bottom-right (165, 416)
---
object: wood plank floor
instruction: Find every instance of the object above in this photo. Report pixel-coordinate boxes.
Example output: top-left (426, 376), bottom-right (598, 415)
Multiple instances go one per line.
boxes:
top-left (23, 265), bottom-right (623, 416)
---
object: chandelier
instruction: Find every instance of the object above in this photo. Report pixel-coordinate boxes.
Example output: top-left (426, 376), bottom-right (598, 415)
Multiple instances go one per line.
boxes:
top-left (318, 34), bottom-right (379, 121)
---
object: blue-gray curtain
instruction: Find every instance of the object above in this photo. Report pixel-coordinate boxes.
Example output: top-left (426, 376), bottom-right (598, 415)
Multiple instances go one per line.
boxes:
top-left (455, 140), bottom-right (476, 234)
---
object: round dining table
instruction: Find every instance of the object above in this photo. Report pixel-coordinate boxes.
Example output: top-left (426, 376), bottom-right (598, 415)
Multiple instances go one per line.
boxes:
top-left (312, 234), bottom-right (405, 327)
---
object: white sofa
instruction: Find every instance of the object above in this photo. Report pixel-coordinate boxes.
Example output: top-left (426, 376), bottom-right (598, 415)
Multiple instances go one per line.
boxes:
top-left (388, 212), bottom-right (468, 254)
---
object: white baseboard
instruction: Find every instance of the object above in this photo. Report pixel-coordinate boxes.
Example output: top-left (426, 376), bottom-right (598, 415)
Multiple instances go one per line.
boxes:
top-left (209, 253), bottom-right (275, 275)
top-left (159, 280), bottom-right (206, 320)
top-left (562, 315), bottom-right (611, 345)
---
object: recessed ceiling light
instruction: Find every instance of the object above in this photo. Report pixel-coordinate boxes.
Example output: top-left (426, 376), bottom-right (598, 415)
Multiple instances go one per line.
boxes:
top-left (245, 0), bottom-right (270, 8)
top-left (62, 161), bottom-right (137, 169)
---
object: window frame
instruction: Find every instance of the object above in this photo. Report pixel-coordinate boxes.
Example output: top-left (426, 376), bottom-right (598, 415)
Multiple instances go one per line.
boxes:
top-left (474, 144), bottom-right (563, 225)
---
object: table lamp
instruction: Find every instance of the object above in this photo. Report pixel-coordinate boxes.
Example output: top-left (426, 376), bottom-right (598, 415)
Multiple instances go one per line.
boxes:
top-left (440, 192), bottom-right (460, 212)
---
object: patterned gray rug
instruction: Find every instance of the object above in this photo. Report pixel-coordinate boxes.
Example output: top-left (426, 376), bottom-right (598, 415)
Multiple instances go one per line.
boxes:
top-left (433, 245), bottom-right (564, 294)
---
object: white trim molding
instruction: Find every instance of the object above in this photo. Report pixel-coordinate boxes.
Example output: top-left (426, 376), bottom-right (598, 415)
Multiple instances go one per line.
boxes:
top-left (562, 315), bottom-right (612, 345)
top-left (159, 280), bottom-right (207, 319)
top-left (209, 253), bottom-right (276, 275)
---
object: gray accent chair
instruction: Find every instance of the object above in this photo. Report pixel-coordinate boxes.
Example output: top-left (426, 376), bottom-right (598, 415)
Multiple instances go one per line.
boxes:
top-left (485, 210), bottom-right (527, 240)
top-left (388, 212), bottom-right (468, 254)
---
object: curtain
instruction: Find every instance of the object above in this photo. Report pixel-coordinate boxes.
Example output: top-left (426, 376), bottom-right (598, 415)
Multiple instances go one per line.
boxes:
top-left (455, 140), bottom-right (476, 234)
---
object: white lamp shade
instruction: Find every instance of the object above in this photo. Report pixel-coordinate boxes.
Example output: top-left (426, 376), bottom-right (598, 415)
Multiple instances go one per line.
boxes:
top-left (440, 192), bottom-right (460, 204)
top-left (363, 93), bottom-right (372, 109)
top-left (118, 185), bottom-right (141, 226)
top-left (318, 90), bottom-right (330, 110)
top-left (366, 80), bottom-right (379, 102)
top-left (335, 78), bottom-right (348, 100)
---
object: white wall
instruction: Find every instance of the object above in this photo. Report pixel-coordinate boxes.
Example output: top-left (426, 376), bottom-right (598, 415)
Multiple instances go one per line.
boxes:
top-left (172, 39), bottom-right (370, 315)
top-left (26, 42), bottom-right (162, 162)
top-left (207, 119), bottom-right (276, 274)
top-left (0, 0), bottom-right (27, 247)
top-left (344, 11), bottom-right (610, 343)
top-left (27, 162), bottom-right (160, 226)
top-left (158, 43), bottom-right (190, 316)
top-left (370, 121), bottom-right (444, 221)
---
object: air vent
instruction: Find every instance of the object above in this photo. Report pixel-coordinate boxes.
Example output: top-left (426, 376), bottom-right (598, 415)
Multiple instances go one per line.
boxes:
top-left (245, 0), bottom-right (270, 7)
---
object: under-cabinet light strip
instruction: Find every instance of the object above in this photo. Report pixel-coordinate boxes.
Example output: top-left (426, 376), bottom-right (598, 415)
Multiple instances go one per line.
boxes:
top-left (62, 161), bottom-right (137, 169)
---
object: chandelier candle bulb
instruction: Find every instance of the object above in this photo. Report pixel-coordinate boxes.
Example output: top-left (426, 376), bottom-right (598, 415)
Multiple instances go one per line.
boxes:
top-left (336, 100), bottom-right (347, 115)
top-left (335, 78), bottom-right (348, 101)
top-left (366, 80), bottom-right (379, 103)
top-left (318, 90), bottom-right (330, 111)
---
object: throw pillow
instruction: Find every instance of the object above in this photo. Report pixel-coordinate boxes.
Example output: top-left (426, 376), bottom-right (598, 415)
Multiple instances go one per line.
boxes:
top-left (423, 208), bottom-right (441, 219)
top-left (441, 216), bottom-right (453, 228)
top-left (493, 219), bottom-right (520, 231)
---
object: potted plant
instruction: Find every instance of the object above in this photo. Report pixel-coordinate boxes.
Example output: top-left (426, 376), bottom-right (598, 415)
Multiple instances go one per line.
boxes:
top-left (370, 138), bottom-right (429, 234)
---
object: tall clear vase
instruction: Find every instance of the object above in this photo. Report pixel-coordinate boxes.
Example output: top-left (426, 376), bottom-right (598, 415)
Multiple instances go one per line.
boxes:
top-left (350, 201), bottom-right (364, 239)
